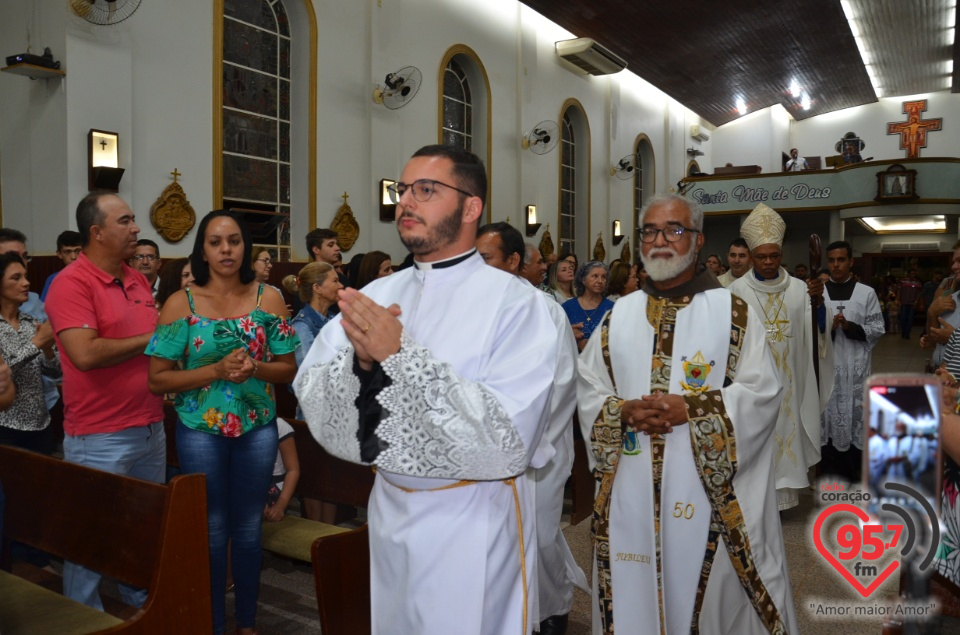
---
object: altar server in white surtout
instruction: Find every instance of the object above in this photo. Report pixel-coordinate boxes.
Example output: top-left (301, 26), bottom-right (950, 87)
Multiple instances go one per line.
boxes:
top-left (729, 203), bottom-right (833, 510)
top-left (578, 193), bottom-right (797, 635)
top-left (295, 145), bottom-right (556, 635)
top-left (820, 240), bottom-right (884, 482)
top-left (475, 222), bottom-right (589, 635)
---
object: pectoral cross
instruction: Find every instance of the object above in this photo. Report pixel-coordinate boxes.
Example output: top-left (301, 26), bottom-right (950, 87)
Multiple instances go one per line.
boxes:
top-left (765, 314), bottom-right (791, 342)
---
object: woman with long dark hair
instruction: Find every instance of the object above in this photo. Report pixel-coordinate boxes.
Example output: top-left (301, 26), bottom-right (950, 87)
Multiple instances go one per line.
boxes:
top-left (146, 210), bottom-right (299, 635)
top-left (155, 257), bottom-right (194, 309)
top-left (353, 250), bottom-right (393, 289)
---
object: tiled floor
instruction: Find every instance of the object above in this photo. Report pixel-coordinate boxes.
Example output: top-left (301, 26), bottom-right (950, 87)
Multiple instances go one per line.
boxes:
top-left (562, 331), bottom-right (957, 634)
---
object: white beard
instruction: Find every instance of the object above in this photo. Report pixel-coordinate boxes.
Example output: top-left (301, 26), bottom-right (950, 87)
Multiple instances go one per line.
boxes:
top-left (644, 247), bottom-right (697, 282)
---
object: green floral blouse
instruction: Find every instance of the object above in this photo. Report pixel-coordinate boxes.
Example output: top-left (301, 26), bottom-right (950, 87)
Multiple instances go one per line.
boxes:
top-left (145, 285), bottom-right (299, 437)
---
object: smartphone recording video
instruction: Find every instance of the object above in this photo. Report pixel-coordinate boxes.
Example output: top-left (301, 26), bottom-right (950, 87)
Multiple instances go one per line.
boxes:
top-left (864, 374), bottom-right (941, 522)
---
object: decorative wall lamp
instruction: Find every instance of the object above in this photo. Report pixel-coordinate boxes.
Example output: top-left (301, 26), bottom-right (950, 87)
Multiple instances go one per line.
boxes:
top-left (525, 205), bottom-right (541, 236)
top-left (612, 219), bottom-right (625, 246)
top-left (379, 179), bottom-right (398, 222)
top-left (88, 129), bottom-right (124, 191)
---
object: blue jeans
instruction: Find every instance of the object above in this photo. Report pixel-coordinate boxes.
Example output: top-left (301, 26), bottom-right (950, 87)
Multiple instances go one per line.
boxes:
top-left (62, 421), bottom-right (166, 610)
top-left (177, 420), bottom-right (277, 635)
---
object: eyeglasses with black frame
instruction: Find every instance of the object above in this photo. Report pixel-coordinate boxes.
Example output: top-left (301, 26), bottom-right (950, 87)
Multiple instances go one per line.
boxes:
top-left (639, 225), bottom-right (700, 243)
top-left (386, 179), bottom-right (475, 204)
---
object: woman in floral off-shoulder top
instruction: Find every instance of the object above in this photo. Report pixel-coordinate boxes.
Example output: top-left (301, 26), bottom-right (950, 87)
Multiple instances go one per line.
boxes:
top-left (146, 211), bottom-right (299, 635)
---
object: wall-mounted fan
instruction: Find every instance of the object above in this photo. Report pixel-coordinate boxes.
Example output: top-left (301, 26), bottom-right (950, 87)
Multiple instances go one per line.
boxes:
top-left (70, 0), bottom-right (142, 25)
top-left (372, 66), bottom-right (422, 110)
top-left (609, 154), bottom-right (638, 180)
top-left (521, 121), bottom-right (560, 155)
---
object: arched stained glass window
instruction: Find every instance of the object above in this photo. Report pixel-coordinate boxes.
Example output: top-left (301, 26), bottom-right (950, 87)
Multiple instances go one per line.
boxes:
top-left (222, 0), bottom-right (292, 260)
top-left (559, 112), bottom-right (576, 256)
top-left (442, 58), bottom-right (472, 150)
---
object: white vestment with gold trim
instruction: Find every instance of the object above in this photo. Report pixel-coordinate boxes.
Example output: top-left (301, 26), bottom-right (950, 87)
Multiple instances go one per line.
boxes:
top-left (729, 269), bottom-right (833, 509)
top-left (578, 288), bottom-right (797, 634)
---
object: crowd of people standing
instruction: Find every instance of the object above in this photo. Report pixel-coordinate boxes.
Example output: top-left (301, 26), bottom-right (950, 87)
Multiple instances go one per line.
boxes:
top-left (3, 142), bottom-right (960, 634)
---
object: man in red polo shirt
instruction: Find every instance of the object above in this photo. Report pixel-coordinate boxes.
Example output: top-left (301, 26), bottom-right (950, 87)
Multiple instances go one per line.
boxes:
top-left (46, 192), bottom-right (165, 610)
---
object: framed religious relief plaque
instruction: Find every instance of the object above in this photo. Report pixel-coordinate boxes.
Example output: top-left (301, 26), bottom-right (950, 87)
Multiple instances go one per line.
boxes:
top-left (875, 164), bottom-right (918, 202)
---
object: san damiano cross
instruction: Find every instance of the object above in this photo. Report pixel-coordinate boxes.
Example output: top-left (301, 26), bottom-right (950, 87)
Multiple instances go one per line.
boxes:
top-left (887, 100), bottom-right (942, 159)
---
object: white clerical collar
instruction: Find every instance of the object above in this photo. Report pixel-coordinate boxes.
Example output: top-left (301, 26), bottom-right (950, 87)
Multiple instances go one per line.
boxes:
top-left (413, 249), bottom-right (476, 271)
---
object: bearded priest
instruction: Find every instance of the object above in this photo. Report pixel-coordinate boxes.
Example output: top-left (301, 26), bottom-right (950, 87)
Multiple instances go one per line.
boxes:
top-left (578, 194), bottom-right (798, 634)
top-left (729, 203), bottom-right (833, 511)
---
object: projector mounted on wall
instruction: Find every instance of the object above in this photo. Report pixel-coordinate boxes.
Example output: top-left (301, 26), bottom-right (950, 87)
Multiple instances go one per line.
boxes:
top-left (555, 38), bottom-right (627, 76)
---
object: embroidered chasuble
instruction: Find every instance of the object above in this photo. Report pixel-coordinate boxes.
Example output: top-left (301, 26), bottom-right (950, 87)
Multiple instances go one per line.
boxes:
top-left (578, 272), bottom-right (798, 634)
top-left (728, 268), bottom-right (832, 510)
top-left (295, 252), bottom-right (557, 635)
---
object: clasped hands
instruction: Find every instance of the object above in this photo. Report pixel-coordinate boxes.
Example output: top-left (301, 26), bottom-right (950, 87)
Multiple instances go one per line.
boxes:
top-left (338, 288), bottom-right (403, 371)
top-left (621, 393), bottom-right (689, 435)
top-left (832, 311), bottom-right (849, 332)
top-left (216, 348), bottom-right (255, 383)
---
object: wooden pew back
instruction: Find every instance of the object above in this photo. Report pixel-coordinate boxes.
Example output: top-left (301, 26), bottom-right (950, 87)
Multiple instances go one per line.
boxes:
top-left (289, 419), bottom-right (375, 508)
top-left (0, 445), bottom-right (212, 633)
top-left (311, 525), bottom-right (371, 635)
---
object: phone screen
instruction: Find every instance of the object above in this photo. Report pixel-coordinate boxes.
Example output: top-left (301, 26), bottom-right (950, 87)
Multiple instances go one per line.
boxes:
top-left (864, 375), bottom-right (941, 522)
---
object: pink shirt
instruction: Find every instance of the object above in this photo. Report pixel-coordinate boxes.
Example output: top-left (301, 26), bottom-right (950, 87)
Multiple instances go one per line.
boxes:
top-left (46, 253), bottom-right (163, 436)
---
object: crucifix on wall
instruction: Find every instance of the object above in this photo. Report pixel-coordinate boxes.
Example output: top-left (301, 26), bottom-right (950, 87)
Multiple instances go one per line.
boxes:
top-left (887, 100), bottom-right (942, 159)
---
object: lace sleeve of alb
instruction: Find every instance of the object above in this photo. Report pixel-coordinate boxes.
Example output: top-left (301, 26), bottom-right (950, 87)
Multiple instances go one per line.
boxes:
top-left (295, 345), bottom-right (365, 464)
top-left (374, 331), bottom-right (527, 480)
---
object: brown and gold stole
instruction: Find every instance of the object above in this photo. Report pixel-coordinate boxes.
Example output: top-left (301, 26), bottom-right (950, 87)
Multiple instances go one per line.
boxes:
top-left (591, 293), bottom-right (788, 634)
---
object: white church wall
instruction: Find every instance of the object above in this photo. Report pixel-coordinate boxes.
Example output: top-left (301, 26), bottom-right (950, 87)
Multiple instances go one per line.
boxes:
top-left (790, 92), bottom-right (960, 166)
top-left (712, 108), bottom-right (776, 172)
top-left (0, 1), bottom-right (70, 248)
top-left (0, 0), bottom-right (753, 262)
top-left (125, 0), bottom-right (213, 255)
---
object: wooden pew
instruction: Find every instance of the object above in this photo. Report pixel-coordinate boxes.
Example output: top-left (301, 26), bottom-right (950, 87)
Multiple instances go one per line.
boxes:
top-left (259, 420), bottom-right (374, 562)
top-left (569, 438), bottom-right (595, 525)
top-left (289, 418), bottom-right (375, 513)
top-left (0, 445), bottom-right (212, 634)
top-left (277, 418), bottom-right (373, 523)
top-left (311, 525), bottom-right (370, 635)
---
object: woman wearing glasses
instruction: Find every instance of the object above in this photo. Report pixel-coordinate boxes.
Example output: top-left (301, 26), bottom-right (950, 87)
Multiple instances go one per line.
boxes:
top-left (562, 261), bottom-right (614, 351)
top-left (146, 211), bottom-right (299, 635)
top-left (252, 250), bottom-right (273, 285)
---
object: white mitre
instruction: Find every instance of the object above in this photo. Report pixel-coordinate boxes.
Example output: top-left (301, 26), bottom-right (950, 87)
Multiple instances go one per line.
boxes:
top-left (740, 203), bottom-right (786, 250)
